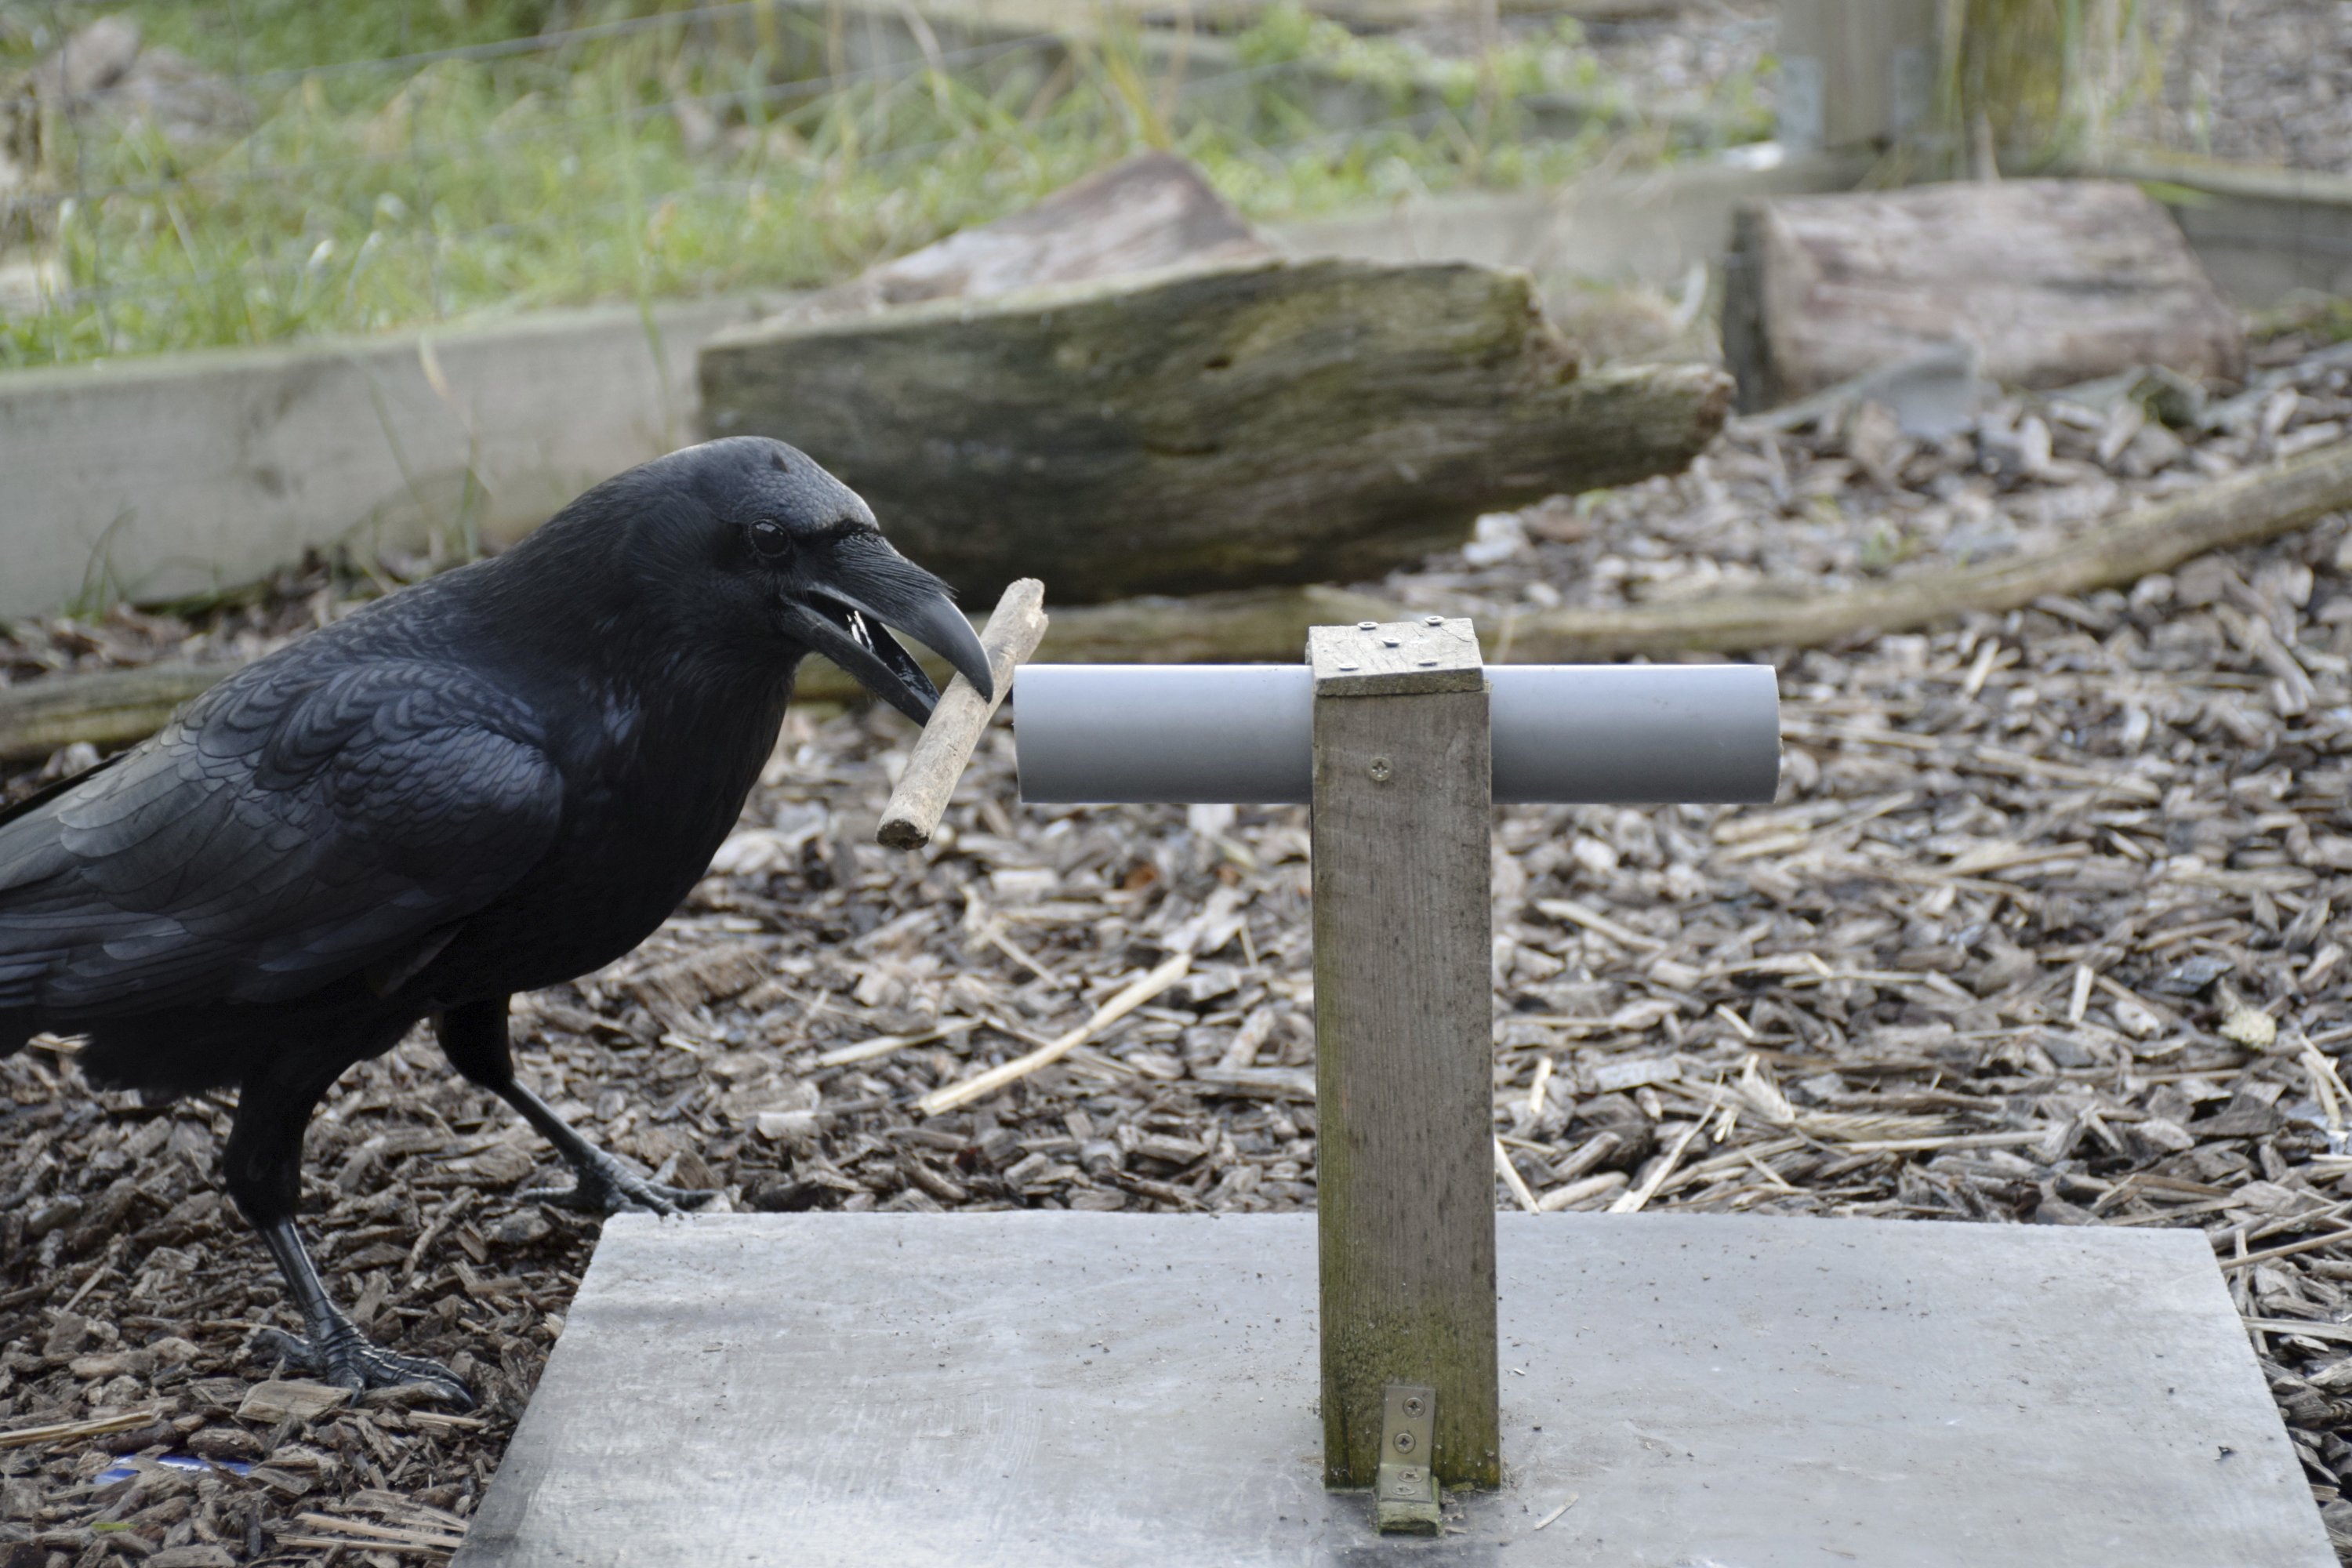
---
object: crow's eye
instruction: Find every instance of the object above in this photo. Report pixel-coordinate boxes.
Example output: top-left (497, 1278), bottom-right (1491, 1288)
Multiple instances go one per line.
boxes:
top-left (749, 519), bottom-right (793, 561)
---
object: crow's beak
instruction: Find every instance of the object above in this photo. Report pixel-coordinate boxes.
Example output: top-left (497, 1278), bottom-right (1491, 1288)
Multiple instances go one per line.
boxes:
top-left (778, 534), bottom-right (993, 724)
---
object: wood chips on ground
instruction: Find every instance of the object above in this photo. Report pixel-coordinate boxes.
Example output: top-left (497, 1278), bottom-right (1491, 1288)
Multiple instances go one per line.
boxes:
top-left (11, 329), bottom-right (2352, 1562)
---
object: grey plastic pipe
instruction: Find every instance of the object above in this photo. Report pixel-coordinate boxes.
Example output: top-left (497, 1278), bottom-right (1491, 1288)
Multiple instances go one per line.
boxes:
top-left (1014, 663), bottom-right (1780, 805)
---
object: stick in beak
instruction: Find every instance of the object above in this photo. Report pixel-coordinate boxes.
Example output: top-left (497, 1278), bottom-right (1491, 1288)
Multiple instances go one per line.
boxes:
top-left (877, 579), bottom-right (1049, 851)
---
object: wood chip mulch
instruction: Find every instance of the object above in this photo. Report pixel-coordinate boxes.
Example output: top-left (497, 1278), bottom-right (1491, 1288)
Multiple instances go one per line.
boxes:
top-left (10, 330), bottom-right (2352, 1563)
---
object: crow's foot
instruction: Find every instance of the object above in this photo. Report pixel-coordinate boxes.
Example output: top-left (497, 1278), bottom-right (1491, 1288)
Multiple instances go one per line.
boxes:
top-left (251, 1324), bottom-right (474, 1409)
top-left (522, 1150), bottom-right (716, 1217)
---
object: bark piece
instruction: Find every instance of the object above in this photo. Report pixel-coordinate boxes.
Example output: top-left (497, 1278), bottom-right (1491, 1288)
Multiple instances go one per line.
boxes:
top-left (1724, 180), bottom-right (2246, 411)
top-left (234, 1380), bottom-right (350, 1424)
top-left (702, 258), bottom-right (1731, 604)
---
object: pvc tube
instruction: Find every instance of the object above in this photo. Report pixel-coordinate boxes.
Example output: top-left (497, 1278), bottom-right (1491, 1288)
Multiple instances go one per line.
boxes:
top-left (1014, 664), bottom-right (1778, 806)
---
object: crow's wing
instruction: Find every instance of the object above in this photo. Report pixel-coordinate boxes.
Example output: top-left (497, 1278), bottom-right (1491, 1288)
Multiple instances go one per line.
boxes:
top-left (0, 659), bottom-right (563, 1018)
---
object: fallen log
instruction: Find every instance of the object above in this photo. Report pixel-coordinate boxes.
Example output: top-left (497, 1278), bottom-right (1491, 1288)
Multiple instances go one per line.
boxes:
top-left (1023, 435), bottom-right (2352, 666)
top-left (1722, 180), bottom-right (2246, 412)
top-left (702, 258), bottom-right (1732, 604)
top-left (0, 664), bottom-right (227, 764)
top-left (13, 437), bottom-right (2351, 764)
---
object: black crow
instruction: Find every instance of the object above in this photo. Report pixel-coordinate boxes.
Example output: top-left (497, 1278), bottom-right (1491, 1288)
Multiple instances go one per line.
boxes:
top-left (0, 437), bottom-right (989, 1404)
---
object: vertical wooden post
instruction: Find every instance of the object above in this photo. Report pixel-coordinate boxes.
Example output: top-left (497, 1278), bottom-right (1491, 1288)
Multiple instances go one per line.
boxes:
top-left (1311, 616), bottom-right (1498, 1494)
top-left (1777, 0), bottom-right (1938, 154)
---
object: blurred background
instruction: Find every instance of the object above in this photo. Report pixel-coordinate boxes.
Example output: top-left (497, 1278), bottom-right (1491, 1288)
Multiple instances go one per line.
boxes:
top-left (0, 0), bottom-right (1767, 365)
top-left (0, 1), bottom-right (2327, 371)
top-left (10, 12), bottom-right (2352, 1561)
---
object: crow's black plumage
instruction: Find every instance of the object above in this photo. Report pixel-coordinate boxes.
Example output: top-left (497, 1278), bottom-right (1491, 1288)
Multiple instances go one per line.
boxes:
top-left (0, 437), bottom-right (989, 1403)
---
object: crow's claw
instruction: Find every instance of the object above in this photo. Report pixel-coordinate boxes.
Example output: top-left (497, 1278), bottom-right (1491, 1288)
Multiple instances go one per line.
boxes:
top-left (523, 1151), bottom-right (716, 1217)
top-left (251, 1325), bottom-right (474, 1409)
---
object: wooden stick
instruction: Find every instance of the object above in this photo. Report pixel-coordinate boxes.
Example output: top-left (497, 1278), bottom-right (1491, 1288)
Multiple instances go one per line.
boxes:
top-left (1610, 1118), bottom-right (1704, 1214)
top-left (914, 952), bottom-right (1189, 1116)
top-left (0, 1405), bottom-right (167, 1448)
top-left (2217, 1228), bottom-right (2352, 1272)
top-left (876, 578), bottom-right (1048, 851)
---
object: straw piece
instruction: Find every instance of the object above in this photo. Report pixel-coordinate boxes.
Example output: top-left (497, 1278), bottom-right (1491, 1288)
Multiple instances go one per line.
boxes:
top-left (809, 1018), bottom-right (981, 1069)
top-left (1610, 1120), bottom-right (1704, 1214)
top-left (876, 578), bottom-right (1047, 851)
top-left (916, 953), bottom-right (1190, 1116)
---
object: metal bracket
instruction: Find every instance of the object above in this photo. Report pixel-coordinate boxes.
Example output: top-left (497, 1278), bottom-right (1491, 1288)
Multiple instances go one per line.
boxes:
top-left (1373, 1383), bottom-right (1440, 1534)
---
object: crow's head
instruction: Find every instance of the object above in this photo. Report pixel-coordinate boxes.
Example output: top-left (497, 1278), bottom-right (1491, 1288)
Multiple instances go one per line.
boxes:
top-left (570, 436), bottom-right (991, 724)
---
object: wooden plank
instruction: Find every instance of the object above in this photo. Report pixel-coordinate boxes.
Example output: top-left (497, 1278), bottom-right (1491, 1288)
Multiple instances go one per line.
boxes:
top-left (1312, 620), bottom-right (1498, 1490)
top-left (1722, 180), bottom-right (2246, 411)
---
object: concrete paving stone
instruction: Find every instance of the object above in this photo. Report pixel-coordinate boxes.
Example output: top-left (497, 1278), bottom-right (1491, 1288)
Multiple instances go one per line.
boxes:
top-left (455, 1211), bottom-right (2332, 1568)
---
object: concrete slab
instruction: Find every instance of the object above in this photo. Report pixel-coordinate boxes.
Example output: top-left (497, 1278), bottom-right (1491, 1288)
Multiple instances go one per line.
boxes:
top-left (452, 1212), bottom-right (2329, 1568)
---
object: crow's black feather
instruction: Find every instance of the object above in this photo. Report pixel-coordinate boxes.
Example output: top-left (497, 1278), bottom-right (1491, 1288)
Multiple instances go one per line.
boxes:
top-left (0, 437), bottom-right (992, 1403)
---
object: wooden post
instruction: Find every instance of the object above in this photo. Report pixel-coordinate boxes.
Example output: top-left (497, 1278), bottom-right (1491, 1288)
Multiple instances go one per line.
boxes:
top-left (1311, 616), bottom-right (1499, 1498)
top-left (1777, 0), bottom-right (1937, 154)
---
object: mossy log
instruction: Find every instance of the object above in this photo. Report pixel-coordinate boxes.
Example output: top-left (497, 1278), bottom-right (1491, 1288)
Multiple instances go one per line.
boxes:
top-left (700, 256), bottom-right (1732, 604)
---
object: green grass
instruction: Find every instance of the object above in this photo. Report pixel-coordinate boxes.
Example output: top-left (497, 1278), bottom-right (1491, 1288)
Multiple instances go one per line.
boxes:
top-left (0, 2), bottom-right (1765, 368)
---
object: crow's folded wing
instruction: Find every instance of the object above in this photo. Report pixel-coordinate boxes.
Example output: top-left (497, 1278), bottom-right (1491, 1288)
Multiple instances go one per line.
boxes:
top-left (0, 659), bottom-right (563, 1017)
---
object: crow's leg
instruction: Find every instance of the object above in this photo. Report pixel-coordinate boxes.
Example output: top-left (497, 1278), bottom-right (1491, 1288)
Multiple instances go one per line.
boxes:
top-left (227, 1047), bottom-right (472, 1406)
top-left (438, 998), bottom-right (715, 1217)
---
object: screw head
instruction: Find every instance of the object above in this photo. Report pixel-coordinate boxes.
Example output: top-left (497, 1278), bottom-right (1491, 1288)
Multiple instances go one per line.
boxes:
top-left (1398, 1468), bottom-right (1421, 1486)
top-left (1393, 1430), bottom-right (1416, 1453)
top-left (1403, 1396), bottom-right (1425, 1417)
top-left (1425, 615), bottom-right (1444, 626)
top-left (1357, 620), bottom-right (1377, 630)
top-left (1368, 757), bottom-right (1393, 783)
top-left (1381, 637), bottom-right (1401, 648)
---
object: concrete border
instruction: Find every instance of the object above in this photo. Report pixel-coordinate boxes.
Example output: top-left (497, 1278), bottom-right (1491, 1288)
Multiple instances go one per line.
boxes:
top-left (2090, 154), bottom-right (2352, 306)
top-left (0, 293), bottom-right (782, 621)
